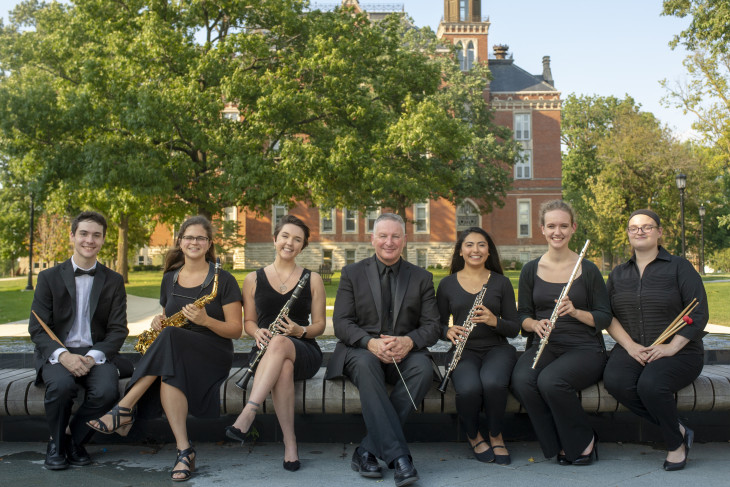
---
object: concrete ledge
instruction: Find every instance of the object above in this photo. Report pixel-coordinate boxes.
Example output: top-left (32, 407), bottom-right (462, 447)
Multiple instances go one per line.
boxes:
top-left (3, 365), bottom-right (730, 418)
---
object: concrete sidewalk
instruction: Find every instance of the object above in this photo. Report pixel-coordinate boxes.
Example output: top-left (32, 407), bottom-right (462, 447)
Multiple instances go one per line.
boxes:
top-left (0, 440), bottom-right (727, 486)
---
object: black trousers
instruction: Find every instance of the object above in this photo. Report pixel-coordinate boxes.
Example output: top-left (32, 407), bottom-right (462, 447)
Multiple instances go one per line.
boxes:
top-left (511, 344), bottom-right (606, 461)
top-left (41, 347), bottom-right (120, 448)
top-left (344, 348), bottom-right (433, 466)
top-left (450, 344), bottom-right (516, 439)
top-left (603, 345), bottom-right (703, 451)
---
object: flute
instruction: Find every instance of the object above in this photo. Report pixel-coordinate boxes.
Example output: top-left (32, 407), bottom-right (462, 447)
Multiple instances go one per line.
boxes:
top-left (532, 239), bottom-right (590, 369)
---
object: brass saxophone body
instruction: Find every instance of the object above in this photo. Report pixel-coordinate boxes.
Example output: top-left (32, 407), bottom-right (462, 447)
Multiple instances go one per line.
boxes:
top-left (235, 272), bottom-right (310, 390)
top-left (438, 273), bottom-right (491, 393)
top-left (134, 259), bottom-right (221, 355)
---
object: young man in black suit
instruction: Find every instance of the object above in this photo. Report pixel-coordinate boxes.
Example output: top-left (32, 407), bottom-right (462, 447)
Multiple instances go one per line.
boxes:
top-left (28, 211), bottom-right (128, 470)
top-left (326, 213), bottom-right (440, 487)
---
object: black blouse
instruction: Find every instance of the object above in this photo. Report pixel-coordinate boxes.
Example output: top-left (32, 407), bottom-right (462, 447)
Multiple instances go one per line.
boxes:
top-left (436, 272), bottom-right (520, 352)
top-left (606, 246), bottom-right (708, 355)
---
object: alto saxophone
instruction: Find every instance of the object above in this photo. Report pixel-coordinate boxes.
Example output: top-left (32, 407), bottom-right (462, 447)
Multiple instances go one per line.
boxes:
top-left (438, 273), bottom-right (491, 393)
top-left (531, 239), bottom-right (590, 369)
top-left (134, 259), bottom-right (221, 355)
top-left (235, 272), bottom-right (310, 390)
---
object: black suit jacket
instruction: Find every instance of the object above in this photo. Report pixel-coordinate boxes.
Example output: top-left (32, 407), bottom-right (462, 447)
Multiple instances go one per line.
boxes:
top-left (28, 258), bottom-right (129, 383)
top-left (325, 255), bottom-right (440, 379)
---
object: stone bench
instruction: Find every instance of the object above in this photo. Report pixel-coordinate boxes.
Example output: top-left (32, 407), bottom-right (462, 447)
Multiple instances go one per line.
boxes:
top-left (3, 365), bottom-right (729, 417)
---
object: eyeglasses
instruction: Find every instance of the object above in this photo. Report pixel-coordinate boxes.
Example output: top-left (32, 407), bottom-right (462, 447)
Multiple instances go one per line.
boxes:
top-left (181, 235), bottom-right (210, 243)
top-left (627, 225), bottom-right (657, 234)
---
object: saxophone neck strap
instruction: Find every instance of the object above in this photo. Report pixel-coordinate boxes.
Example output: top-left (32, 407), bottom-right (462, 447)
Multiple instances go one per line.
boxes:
top-left (172, 261), bottom-right (217, 292)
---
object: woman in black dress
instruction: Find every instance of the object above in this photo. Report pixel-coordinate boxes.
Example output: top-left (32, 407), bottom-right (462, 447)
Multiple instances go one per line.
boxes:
top-left (511, 200), bottom-right (611, 466)
top-left (87, 215), bottom-right (243, 481)
top-left (437, 227), bottom-right (519, 465)
top-left (604, 209), bottom-right (708, 471)
top-left (226, 214), bottom-right (326, 471)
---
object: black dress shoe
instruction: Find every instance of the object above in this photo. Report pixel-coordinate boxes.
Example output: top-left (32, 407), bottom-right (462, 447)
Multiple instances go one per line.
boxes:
top-left (393, 456), bottom-right (419, 487)
top-left (557, 453), bottom-right (571, 465)
top-left (664, 422), bottom-right (693, 471)
top-left (283, 459), bottom-right (301, 471)
top-left (350, 447), bottom-right (382, 478)
top-left (573, 435), bottom-right (599, 466)
top-left (44, 439), bottom-right (69, 470)
top-left (65, 434), bottom-right (92, 466)
top-left (225, 425), bottom-right (252, 445)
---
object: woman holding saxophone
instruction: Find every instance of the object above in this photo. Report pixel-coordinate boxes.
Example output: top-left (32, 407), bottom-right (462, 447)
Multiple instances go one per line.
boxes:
top-left (603, 209), bottom-right (708, 471)
top-left (87, 215), bottom-right (243, 481)
top-left (511, 200), bottom-right (611, 466)
top-left (226, 214), bottom-right (326, 471)
top-left (436, 227), bottom-right (519, 464)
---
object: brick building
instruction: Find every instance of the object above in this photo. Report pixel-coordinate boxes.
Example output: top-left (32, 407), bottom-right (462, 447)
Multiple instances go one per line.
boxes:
top-left (142, 0), bottom-right (562, 270)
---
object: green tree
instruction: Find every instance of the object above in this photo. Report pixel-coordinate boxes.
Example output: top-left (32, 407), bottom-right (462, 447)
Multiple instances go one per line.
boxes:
top-left (663, 0), bottom-right (730, 53)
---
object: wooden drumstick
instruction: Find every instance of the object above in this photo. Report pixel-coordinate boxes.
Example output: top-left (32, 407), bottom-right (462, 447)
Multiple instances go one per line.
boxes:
top-left (31, 310), bottom-right (66, 349)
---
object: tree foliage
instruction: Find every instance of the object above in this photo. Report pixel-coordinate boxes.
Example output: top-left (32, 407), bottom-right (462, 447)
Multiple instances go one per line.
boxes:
top-left (663, 0), bottom-right (730, 53)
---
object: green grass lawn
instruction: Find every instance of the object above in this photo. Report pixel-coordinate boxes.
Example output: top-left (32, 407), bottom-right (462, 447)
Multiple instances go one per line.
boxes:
top-left (2, 270), bottom-right (729, 327)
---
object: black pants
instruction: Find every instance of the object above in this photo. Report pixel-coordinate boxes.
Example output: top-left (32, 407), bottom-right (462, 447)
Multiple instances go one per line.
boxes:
top-left (344, 348), bottom-right (433, 466)
top-left (603, 345), bottom-right (703, 451)
top-left (41, 348), bottom-right (119, 447)
top-left (451, 344), bottom-right (516, 439)
top-left (511, 344), bottom-right (606, 461)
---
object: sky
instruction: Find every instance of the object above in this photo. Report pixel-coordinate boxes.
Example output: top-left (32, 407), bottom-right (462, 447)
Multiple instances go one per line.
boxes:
top-left (0, 0), bottom-right (697, 140)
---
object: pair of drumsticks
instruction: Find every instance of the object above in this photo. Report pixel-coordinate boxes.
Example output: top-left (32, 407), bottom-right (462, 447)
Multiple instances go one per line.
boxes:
top-left (650, 298), bottom-right (699, 346)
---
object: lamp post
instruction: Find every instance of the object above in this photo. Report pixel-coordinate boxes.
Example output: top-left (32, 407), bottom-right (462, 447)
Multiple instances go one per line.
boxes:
top-left (699, 204), bottom-right (706, 275)
top-left (24, 194), bottom-right (35, 291)
top-left (675, 173), bottom-right (687, 259)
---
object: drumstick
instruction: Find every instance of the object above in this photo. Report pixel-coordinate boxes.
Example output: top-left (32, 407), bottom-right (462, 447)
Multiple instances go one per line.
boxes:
top-left (651, 299), bottom-right (698, 346)
top-left (31, 310), bottom-right (66, 349)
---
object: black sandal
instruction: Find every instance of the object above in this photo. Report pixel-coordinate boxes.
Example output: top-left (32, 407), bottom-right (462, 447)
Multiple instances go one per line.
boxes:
top-left (86, 404), bottom-right (136, 436)
top-left (469, 440), bottom-right (495, 463)
top-left (491, 444), bottom-right (511, 465)
top-left (171, 445), bottom-right (196, 482)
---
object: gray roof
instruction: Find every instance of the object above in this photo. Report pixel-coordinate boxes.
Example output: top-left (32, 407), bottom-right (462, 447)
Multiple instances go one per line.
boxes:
top-left (488, 58), bottom-right (556, 92)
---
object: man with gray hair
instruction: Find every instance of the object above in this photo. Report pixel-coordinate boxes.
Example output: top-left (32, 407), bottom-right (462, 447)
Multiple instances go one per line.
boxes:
top-left (326, 213), bottom-right (440, 486)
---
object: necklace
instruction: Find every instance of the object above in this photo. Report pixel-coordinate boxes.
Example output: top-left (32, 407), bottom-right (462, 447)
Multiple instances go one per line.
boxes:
top-left (272, 262), bottom-right (297, 292)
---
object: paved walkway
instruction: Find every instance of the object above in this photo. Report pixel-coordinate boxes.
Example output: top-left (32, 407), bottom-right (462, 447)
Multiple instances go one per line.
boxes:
top-left (0, 440), bottom-right (727, 486)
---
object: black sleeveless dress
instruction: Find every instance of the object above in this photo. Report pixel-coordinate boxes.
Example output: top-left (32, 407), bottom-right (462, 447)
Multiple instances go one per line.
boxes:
top-left (251, 268), bottom-right (322, 380)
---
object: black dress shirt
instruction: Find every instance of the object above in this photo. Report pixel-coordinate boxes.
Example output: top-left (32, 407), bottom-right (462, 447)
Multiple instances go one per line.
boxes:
top-left (606, 246), bottom-right (708, 355)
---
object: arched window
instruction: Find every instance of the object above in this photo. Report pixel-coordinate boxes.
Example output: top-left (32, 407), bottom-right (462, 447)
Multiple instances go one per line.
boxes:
top-left (456, 42), bottom-right (465, 71)
top-left (466, 41), bottom-right (475, 71)
top-left (456, 201), bottom-right (480, 232)
top-left (460, 0), bottom-right (468, 21)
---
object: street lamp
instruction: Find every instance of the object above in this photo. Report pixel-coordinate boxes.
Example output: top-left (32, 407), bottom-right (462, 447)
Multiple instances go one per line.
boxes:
top-left (699, 204), bottom-right (706, 275)
top-left (24, 194), bottom-right (35, 291)
top-left (675, 173), bottom-right (687, 259)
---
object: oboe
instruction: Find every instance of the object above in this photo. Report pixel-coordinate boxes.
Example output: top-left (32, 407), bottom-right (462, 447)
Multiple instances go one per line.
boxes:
top-left (531, 239), bottom-right (590, 369)
top-left (235, 272), bottom-right (310, 390)
top-left (438, 274), bottom-right (491, 393)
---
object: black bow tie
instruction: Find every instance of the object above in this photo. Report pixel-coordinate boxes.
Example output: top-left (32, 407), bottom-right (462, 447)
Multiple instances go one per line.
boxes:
top-left (74, 268), bottom-right (96, 277)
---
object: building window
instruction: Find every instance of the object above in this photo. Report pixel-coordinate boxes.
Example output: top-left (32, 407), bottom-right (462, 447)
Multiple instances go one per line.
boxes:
top-left (322, 249), bottom-right (333, 268)
top-left (272, 205), bottom-right (286, 228)
top-left (456, 201), bottom-right (480, 232)
top-left (460, 0), bottom-right (467, 21)
top-left (466, 41), bottom-right (475, 71)
top-left (223, 206), bottom-right (237, 222)
top-left (343, 209), bottom-right (357, 233)
top-left (515, 149), bottom-right (532, 180)
top-left (345, 249), bottom-right (356, 266)
top-left (417, 249), bottom-right (428, 268)
top-left (222, 109), bottom-right (239, 121)
top-left (456, 42), bottom-right (465, 71)
top-left (514, 113), bottom-right (531, 140)
top-left (320, 208), bottom-right (335, 234)
top-left (414, 202), bottom-right (429, 234)
top-left (518, 199), bottom-right (531, 238)
top-left (366, 210), bottom-right (379, 233)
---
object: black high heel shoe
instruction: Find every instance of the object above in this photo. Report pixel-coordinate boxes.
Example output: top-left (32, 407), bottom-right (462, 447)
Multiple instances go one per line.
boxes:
top-left (283, 446), bottom-right (300, 471)
top-left (225, 424), bottom-right (252, 445)
top-left (557, 453), bottom-right (571, 466)
top-left (87, 404), bottom-right (136, 436)
top-left (664, 421), bottom-right (694, 471)
top-left (573, 434), bottom-right (599, 466)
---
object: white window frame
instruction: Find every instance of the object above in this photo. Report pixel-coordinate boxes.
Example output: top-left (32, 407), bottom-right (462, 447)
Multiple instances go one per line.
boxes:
top-left (466, 41), bottom-right (475, 71)
top-left (456, 200), bottom-right (481, 232)
top-left (223, 206), bottom-right (237, 222)
top-left (343, 209), bottom-right (357, 233)
top-left (514, 113), bottom-right (531, 141)
top-left (460, 0), bottom-right (468, 21)
top-left (272, 205), bottom-right (286, 231)
top-left (365, 209), bottom-right (380, 233)
top-left (515, 148), bottom-right (532, 180)
top-left (413, 202), bottom-right (430, 234)
top-left (345, 249), bottom-right (356, 266)
top-left (517, 199), bottom-right (532, 238)
top-left (320, 208), bottom-right (336, 234)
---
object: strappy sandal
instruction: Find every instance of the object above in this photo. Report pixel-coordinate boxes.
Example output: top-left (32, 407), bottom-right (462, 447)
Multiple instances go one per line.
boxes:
top-left (491, 444), bottom-right (511, 465)
top-left (171, 445), bottom-right (196, 482)
top-left (86, 404), bottom-right (136, 436)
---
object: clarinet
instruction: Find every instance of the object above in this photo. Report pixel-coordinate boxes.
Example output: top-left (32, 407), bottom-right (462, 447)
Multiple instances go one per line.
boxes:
top-left (438, 273), bottom-right (491, 393)
top-left (531, 239), bottom-right (590, 369)
top-left (235, 272), bottom-right (310, 390)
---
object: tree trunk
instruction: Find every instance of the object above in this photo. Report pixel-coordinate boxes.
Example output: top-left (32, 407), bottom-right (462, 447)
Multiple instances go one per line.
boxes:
top-left (396, 204), bottom-right (408, 261)
top-left (116, 214), bottom-right (129, 283)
